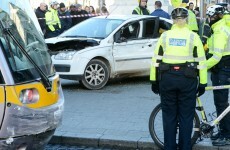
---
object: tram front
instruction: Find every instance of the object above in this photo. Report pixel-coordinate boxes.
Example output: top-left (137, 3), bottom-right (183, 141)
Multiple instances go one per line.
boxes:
top-left (0, 0), bottom-right (64, 149)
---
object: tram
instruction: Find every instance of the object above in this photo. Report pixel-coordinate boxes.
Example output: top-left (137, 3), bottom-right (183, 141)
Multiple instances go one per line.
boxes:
top-left (0, 0), bottom-right (64, 149)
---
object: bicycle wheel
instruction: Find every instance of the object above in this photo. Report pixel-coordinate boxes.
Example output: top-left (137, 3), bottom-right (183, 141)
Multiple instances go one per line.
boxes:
top-left (149, 103), bottom-right (200, 149)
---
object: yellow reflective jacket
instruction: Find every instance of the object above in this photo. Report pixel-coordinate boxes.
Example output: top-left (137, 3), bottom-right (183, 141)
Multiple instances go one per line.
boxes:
top-left (171, 0), bottom-right (187, 8)
top-left (45, 8), bottom-right (61, 31)
top-left (150, 25), bottom-right (207, 85)
top-left (188, 10), bottom-right (198, 32)
top-left (223, 13), bottom-right (230, 27)
top-left (207, 19), bottom-right (230, 69)
top-left (133, 7), bottom-right (150, 15)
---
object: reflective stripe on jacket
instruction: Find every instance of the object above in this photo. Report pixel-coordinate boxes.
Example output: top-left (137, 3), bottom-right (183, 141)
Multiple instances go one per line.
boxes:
top-left (150, 25), bottom-right (207, 85)
top-left (133, 7), bottom-right (150, 15)
top-left (45, 8), bottom-right (61, 31)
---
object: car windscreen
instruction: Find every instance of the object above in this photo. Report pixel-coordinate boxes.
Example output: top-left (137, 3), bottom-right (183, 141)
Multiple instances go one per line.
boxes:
top-left (0, 1), bottom-right (55, 83)
top-left (60, 18), bottom-right (124, 39)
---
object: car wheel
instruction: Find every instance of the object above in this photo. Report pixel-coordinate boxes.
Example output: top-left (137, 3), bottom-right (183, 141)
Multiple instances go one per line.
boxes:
top-left (81, 59), bottom-right (109, 90)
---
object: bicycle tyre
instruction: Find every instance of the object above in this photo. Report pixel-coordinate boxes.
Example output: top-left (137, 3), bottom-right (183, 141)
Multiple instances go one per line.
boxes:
top-left (149, 103), bottom-right (200, 149)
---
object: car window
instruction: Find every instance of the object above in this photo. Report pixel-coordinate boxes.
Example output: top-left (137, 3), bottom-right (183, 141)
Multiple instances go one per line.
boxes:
top-left (142, 19), bottom-right (156, 38)
top-left (61, 18), bottom-right (124, 39)
top-left (120, 21), bottom-right (140, 40)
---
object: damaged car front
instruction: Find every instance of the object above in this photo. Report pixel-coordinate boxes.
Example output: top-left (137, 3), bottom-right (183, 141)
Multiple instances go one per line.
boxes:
top-left (46, 16), bottom-right (124, 90)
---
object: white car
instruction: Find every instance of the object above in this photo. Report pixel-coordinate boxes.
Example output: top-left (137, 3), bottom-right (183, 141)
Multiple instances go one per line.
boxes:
top-left (46, 15), bottom-right (172, 90)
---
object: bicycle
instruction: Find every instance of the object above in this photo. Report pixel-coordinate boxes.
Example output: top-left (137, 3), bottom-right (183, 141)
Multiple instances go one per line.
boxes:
top-left (148, 84), bottom-right (230, 149)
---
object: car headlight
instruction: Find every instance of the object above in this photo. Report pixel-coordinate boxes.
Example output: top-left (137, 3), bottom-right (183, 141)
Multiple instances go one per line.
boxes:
top-left (54, 51), bottom-right (76, 60)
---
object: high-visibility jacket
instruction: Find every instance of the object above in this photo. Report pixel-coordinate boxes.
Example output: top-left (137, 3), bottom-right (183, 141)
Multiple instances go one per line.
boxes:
top-left (150, 25), bottom-right (207, 85)
top-left (206, 19), bottom-right (230, 69)
top-left (223, 12), bottom-right (230, 27)
top-left (45, 8), bottom-right (61, 31)
top-left (188, 10), bottom-right (198, 32)
top-left (133, 6), bottom-right (150, 15)
top-left (170, 0), bottom-right (187, 8)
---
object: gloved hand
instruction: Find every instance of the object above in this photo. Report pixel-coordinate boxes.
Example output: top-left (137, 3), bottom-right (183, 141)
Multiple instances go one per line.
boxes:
top-left (197, 86), bottom-right (205, 97)
top-left (151, 82), bottom-right (159, 94)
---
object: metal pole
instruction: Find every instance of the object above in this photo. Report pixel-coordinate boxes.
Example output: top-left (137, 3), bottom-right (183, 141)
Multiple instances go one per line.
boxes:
top-left (99, 0), bottom-right (103, 12)
top-left (200, 0), bottom-right (204, 20)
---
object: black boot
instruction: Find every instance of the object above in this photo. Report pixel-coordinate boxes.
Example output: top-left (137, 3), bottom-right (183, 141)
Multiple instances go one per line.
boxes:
top-left (212, 137), bottom-right (230, 146)
top-left (210, 132), bottom-right (220, 141)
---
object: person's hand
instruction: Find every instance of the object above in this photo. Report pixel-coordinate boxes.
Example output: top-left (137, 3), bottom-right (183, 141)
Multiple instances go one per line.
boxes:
top-left (197, 86), bottom-right (205, 97)
top-left (151, 83), bottom-right (159, 94)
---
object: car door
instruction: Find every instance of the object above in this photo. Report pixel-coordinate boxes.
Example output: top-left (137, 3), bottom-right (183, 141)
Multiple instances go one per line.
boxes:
top-left (112, 18), bottom-right (160, 74)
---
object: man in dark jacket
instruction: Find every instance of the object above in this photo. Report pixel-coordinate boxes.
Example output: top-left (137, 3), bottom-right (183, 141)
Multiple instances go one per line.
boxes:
top-left (74, 4), bottom-right (89, 25)
top-left (69, 4), bottom-right (77, 27)
top-left (150, 1), bottom-right (170, 19)
top-left (35, 3), bottom-right (47, 34)
top-left (58, 3), bottom-right (72, 33)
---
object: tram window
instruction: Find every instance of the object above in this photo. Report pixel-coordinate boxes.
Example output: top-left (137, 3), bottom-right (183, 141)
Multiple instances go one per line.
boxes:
top-left (0, 35), bottom-right (28, 71)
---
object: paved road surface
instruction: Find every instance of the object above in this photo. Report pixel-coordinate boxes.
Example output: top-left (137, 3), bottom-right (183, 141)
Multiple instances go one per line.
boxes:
top-left (49, 76), bottom-right (228, 149)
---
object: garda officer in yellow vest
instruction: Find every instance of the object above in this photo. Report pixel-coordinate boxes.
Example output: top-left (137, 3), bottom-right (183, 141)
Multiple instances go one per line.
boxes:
top-left (223, 11), bottom-right (230, 27)
top-left (187, 8), bottom-right (198, 32)
top-left (171, 0), bottom-right (198, 32)
top-left (205, 5), bottom-right (230, 146)
top-left (200, 4), bottom-right (214, 51)
top-left (171, 0), bottom-right (187, 8)
top-left (45, 0), bottom-right (61, 38)
top-left (150, 7), bottom-right (207, 150)
top-left (216, 3), bottom-right (230, 27)
top-left (132, 0), bottom-right (150, 15)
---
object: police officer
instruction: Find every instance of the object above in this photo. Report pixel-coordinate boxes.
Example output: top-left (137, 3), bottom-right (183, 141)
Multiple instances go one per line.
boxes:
top-left (150, 7), bottom-right (207, 150)
top-left (206, 5), bottom-right (230, 146)
top-left (132, 0), bottom-right (150, 15)
top-left (45, 0), bottom-right (61, 38)
top-left (171, 0), bottom-right (189, 8)
top-left (187, 7), bottom-right (199, 32)
top-left (171, 0), bottom-right (198, 32)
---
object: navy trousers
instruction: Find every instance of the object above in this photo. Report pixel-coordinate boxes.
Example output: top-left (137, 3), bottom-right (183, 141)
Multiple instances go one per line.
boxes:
top-left (159, 71), bottom-right (197, 150)
top-left (211, 69), bottom-right (230, 138)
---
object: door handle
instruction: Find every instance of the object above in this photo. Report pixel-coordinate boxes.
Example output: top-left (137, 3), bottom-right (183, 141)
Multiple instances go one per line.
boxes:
top-left (142, 43), bottom-right (152, 48)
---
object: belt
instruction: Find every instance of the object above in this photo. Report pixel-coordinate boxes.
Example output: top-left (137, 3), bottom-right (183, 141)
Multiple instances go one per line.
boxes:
top-left (169, 65), bottom-right (186, 71)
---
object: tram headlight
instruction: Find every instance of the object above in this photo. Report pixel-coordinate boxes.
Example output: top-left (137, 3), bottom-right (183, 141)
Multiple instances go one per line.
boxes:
top-left (54, 51), bottom-right (76, 60)
top-left (19, 88), bottom-right (39, 104)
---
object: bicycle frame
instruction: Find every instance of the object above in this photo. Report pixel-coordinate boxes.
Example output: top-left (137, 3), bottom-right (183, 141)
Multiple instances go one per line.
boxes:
top-left (197, 85), bottom-right (230, 127)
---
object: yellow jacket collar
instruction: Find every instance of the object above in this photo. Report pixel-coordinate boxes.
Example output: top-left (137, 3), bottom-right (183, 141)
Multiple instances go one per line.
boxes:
top-left (171, 24), bottom-right (190, 30)
top-left (211, 19), bottom-right (224, 30)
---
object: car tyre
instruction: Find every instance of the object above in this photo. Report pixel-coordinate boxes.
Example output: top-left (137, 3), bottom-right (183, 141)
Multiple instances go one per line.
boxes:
top-left (81, 59), bottom-right (109, 90)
